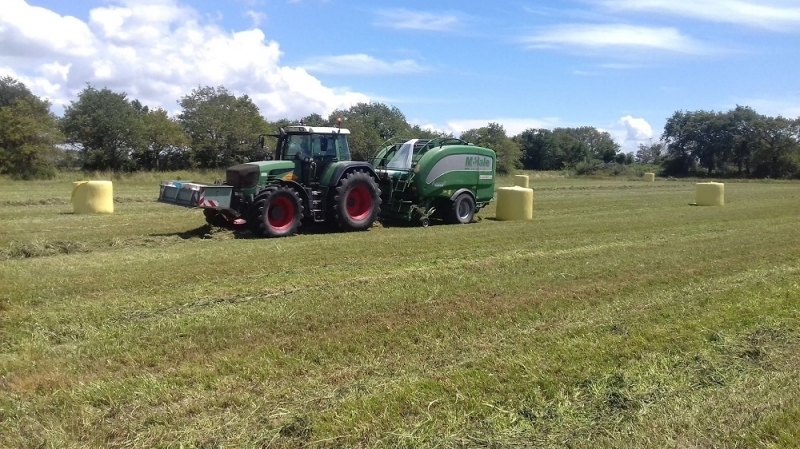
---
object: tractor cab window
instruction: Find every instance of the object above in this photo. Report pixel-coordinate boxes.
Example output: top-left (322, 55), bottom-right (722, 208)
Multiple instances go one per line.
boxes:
top-left (315, 134), bottom-right (351, 161)
top-left (285, 133), bottom-right (350, 161)
top-left (285, 135), bottom-right (311, 159)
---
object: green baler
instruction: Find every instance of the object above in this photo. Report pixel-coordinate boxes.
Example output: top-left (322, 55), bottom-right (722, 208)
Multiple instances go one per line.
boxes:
top-left (370, 138), bottom-right (496, 227)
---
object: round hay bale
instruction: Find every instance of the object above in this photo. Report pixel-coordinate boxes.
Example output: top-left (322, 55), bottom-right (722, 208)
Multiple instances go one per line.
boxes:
top-left (513, 175), bottom-right (530, 188)
top-left (71, 180), bottom-right (114, 214)
top-left (496, 186), bottom-right (534, 221)
top-left (695, 182), bottom-right (724, 206)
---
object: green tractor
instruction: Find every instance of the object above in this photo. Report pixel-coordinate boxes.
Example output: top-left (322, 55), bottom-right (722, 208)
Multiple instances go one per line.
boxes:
top-left (157, 122), bottom-right (382, 237)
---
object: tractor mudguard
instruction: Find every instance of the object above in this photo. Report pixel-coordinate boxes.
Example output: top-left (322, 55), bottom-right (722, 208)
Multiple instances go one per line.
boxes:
top-left (327, 161), bottom-right (379, 187)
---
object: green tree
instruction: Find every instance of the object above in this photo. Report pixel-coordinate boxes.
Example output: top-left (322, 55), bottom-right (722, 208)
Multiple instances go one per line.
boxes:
top-left (61, 85), bottom-right (144, 171)
top-left (634, 141), bottom-right (664, 165)
top-left (299, 113), bottom-right (327, 126)
top-left (410, 124), bottom-right (453, 140)
top-left (0, 98), bottom-right (63, 179)
top-left (552, 129), bottom-right (591, 167)
top-left (328, 102), bottom-right (412, 160)
top-left (661, 110), bottom-right (699, 176)
top-left (514, 128), bottom-right (563, 170)
top-left (177, 85), bottom-right (270, 168)
top-left (460, 122), bottom-right (522, 174)
top-left (135, 108), bottom-right (190, 171)
top-left (729, 105), bottom-right (762, 176)
top-left (566, 126), bottom-right (620, 162)
top-left (752, 116), bottom-right (800, 178)
top-left (0, 77), bottom-right (63, 179)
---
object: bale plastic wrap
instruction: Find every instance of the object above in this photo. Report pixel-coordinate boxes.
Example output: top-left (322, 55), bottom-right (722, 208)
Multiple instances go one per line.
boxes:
top-left (514, 175), bottom-right (530, 188)
top-left (496, 186), bottom-right (534, 221)
top-left (71, 181), bottom-right (114, 214)
top-left (695, 182), bottom-right (724, 206)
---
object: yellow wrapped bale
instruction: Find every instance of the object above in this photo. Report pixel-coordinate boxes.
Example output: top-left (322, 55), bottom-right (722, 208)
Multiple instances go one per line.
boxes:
top-left (644, 173), bottom-right (655, 182)
top-left (496, 186), bottom-right (534, 221)
top-left (71, 180), bottom-right (114, 214)
top-left (513, 175), bottom-right (530, 188)
top-left (695, 182), bottom-right (724, 206)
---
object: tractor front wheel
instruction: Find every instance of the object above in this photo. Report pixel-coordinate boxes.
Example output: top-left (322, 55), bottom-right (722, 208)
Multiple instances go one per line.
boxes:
top-left (334, 170), bottom-right (381, 232)
top-left (252, 186), bottom-right (303, 237)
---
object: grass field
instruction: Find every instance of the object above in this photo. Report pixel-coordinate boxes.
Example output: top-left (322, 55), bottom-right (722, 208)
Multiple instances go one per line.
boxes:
top-left (1, 172), bottom-right (799, 448)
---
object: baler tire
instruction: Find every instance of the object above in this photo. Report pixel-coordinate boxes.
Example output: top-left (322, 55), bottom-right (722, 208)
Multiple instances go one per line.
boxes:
top-left (333, 170), bottom-right (382, 232)
top-left (448, 193), bottom-right (476, 224)
top-left (253, 186), bottom-right (303, 238)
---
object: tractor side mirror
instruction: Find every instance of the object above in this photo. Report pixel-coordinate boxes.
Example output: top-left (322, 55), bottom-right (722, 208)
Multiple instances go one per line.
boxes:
top-left (258, 135), bottom-right (265, 149)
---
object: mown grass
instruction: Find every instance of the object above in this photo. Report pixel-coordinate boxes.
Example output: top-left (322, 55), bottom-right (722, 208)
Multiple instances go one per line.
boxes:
top-left (1, 172), bottom-right (799, 448)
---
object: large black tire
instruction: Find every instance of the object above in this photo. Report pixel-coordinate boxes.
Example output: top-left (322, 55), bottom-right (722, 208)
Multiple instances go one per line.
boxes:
top-left (252, 186), bottom-right (304, 237)
top-left (333, 170), bottom-right (382, 232)
top-left (446, 193), bottom-right (476, 224)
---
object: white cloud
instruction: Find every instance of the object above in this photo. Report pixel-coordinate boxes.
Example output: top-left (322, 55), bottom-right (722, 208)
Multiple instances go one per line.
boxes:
top-left (599, 0), bottom-right (800, 32)
top-left (245, 10), bottom-right (267, 26)
top-left (619, 115), bottom-right (653, 141)
top-left (603, 115), bottom-right (655, 153)
top-left (301, 54), bottom-right (427, 75)
top-left (373, 9), bottom-right (460, 32)
top-left (0, 0), bottom-right (97, 58)
top-left (521, 24), bottom-right (711, 54)
top-left (0, 0), bottom-right (370, 119)
top-left (417, 117), bottom-right (564, 138)
top-left (599, 62), bottom-right (647, 70)
top-left (0, 66), bottom-right (69, 105)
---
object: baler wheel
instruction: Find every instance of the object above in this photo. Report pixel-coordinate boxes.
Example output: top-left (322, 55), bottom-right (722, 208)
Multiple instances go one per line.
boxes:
top-left (448, 193), bottom-right (476, 224)
top-left (252, 186), bottom-right (304, 237)
top-left (334, 170), bottom-right (382, 232)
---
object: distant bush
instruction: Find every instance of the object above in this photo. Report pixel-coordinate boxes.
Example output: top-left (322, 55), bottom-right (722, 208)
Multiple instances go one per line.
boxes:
top-left (572, 162), bottom-right (662, 178)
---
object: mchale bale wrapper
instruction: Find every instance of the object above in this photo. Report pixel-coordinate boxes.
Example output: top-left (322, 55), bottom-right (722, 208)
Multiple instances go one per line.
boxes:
top-left (370, 137), bottom-right (496, 227)
top-left (157, 121), bottom-right (382, 238)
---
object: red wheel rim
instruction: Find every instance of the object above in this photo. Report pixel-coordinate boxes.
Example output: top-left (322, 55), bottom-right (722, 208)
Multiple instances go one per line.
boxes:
top-left (345, 185), bottom-right (372, 221)
top-left (267, 196), bottom-right (295, 231)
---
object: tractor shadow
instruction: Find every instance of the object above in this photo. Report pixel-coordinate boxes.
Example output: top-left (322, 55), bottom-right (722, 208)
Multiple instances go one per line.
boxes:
top-left (149, 224), bottom-right (254, 240)
top-left (149, 222), bottom-right (360, 240)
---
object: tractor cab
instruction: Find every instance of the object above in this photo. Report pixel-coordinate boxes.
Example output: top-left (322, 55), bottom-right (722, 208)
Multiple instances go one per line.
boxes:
top-left (268, 123), bottom-right (352, 186)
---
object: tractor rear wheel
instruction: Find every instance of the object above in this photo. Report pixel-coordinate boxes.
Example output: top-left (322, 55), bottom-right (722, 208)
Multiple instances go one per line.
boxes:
top-left (333, 170), bottom-right (381, 231)
top-left (252, 186), bottom-right (303, 237)
top-left (447, 193), bottom-right (476, 224)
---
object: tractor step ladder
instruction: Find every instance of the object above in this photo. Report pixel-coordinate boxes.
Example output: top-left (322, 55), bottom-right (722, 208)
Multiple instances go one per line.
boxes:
top-left (387, 170), bottom-right (415, 213)
top-left (310, 190), bottom-right (325, 222)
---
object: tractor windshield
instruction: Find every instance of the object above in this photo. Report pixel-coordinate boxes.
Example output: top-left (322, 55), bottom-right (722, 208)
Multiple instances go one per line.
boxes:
top-left (285, 134), bottom-right (351, 161)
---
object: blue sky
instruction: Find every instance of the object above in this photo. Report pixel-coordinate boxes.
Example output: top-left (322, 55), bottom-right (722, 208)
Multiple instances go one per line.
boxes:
top-left (2, 0), bottom-right (799, 152)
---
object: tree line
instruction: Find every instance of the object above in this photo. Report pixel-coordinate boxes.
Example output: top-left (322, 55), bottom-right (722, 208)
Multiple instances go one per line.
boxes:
top-left (1, 75), bottom-right (798, 180)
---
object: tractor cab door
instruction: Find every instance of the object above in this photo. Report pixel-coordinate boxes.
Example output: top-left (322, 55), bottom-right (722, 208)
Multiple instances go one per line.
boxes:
top-left (283, 133), bottom-right (343, 185)
top-left (284, 134), bottom-right (314, 184)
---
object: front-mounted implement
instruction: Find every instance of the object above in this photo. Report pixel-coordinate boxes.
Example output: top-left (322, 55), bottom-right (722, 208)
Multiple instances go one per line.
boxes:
top-left (157, 120), bottom-right (383, 238)
top-left (370, 137), bottom-right (496, 227)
